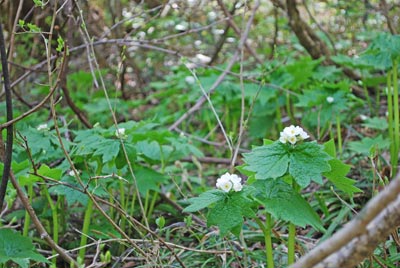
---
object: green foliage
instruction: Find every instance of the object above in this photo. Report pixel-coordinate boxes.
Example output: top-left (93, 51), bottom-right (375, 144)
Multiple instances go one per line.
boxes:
top-left (0, 229), bottom-right (49, 268)
top-left (252, 179), bottom-right (324, 231)
top-left (348, 135), bottom-right (390, 155)
top-left (183, 190), bottom-right (226, 213)
top-left (242, 141), bottom-right (332, 188)
top-left (206, 189), bottom-right (256, 237)
top-left (361, 33), bottom-right (400, 70)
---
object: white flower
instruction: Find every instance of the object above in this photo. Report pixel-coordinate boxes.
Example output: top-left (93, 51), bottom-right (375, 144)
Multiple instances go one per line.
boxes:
top-left (194, 40), bottom-right (202, 47)
top-left (175, 24), bottom-right (187, 31)
top-left (298, 130), bottom-right (310, 140)
top-left (37, 123), bottom-right (49, 131)
top-left (232, 182), bottom-right (243, 192)
top-left (195, 54), bottom-right (211, 64)
top-left (216, 176), bottom-right (232, 192)
top-left (216, 172), bottom-right (243, 192)
top-left (207, 11), bottom-right (217, 20)
top-left (229, 174), bottom-right (241, 184)
top-left (288, 135), bottom-right (297, 144)
top-left (185, 76), bottom-right (195, 84)
top-left (326, 96), bottom-right (334, 103)
top-left (212, 29), bottom-right (225, 35)
top-left (115, 128), bottom-right (127, 139)
top-left (279, 125), bottom-right (309, 144)
top-left (283, 125), bottom-right (301, 137)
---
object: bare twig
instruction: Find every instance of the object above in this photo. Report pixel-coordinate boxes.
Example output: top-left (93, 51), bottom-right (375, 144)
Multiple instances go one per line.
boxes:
top-left (9, 171), bottom-right (78, 266)
top-left (169, 1), bottom-right (260, 132)
top-left (0, 22), bottom-right (14, 210)
top-left (216, 0), bottom-right (263, 64)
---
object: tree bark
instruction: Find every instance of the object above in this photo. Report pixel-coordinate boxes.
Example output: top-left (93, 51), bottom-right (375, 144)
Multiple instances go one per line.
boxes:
top-left (292, 172), bottom-right (400, 268)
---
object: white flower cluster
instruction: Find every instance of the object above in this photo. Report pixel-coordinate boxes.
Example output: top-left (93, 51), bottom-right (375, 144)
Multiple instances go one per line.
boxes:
top-left (279, 125), bottom-right (309, 145)
top-left (115, 128), bottom-right (127, 139)
top-left (37, 123), bottom-right (49, 131)
top-left (216, 172), bottom-right (243, 193)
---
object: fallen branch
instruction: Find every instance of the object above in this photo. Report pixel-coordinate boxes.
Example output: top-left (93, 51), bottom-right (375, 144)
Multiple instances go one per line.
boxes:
top-left (292, 172), bottom-right (400, 268)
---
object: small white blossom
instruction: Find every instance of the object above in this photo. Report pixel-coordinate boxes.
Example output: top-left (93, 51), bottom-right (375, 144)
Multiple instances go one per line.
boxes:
top-left (185, 76), bottom-right (196, 84)
top-left (212, 29), bottom-right (225, 35)
top-left (216, 176), bottom-right (232, 192)
top-left (115, 128), bottom-right (127, 139)
top-left (37, 123), bottom-right (49, 131)
top-left (194, 40), bottom-right (202, 47)
top-left (298, 130), bottom-right (310, 140)
top-left (288, 135), bottom-right (297, 144)
top-left (326, 96), bottom-right (335, 103)
top-left (216, 172), bottom-right (243, 192)
top-left (195, 54), bottom-right (211, 64)
top-left (232, 182), bottom-right (243, 192)
top-left (279, 125), bottom-right (309, 145)
top-left (175, 24), bottom-right (187, 31)
top-left (208, 11), bottom-right (217, 20)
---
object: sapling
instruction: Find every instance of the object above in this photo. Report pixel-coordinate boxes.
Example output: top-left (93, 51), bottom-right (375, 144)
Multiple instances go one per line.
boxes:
top-left (184, 125), bottom-right (360, 267)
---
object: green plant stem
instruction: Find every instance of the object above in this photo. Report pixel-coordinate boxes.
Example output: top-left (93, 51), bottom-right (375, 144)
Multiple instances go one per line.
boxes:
top-left (336, 115), bottom-right (342, 159)
top-left (78, 199), bottom-right (94, 262)
top-left (288, 181), bottom-right (300, 265)
top-left (276, 98), bottom-right (283, 133)
top-left (23, 183), bottom-right (33, 237)
top-left (286, 92), bottom-right (294, 124)
top-left (147, 191), bottom-right (159, 220)
top-left (392, 59), bottom-right (399, 176)
top-left (255, 215), bottom-right (274, 268)
top-left (362, 81), bottom-right (373, 115)
top-left (387, 70), bottom-right (396, 177)
top-left (288, 222), bottom-right (296, 265)
top-left (42, 186), bottom-right (59, 267)
top-left (118, 181), bottom-right (127, 254)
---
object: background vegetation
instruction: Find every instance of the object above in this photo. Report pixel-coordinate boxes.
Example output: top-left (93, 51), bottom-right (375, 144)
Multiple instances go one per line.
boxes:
top-left (0, 0), bottom-right (400, 267)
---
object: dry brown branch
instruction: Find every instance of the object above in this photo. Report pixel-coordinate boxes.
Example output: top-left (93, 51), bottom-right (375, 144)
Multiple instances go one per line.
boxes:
top-left (292, 172), bottom-right (400, 268)
top-left (312, 194), bottom-right (400, 268)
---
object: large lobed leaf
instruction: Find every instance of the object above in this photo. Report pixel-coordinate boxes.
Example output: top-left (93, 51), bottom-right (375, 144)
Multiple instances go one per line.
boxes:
top-left (0, 229), bottom-right (49, 268)
top-left (243, 141), bottom-right (331, 188)
top-left (253, 180), bottom-right (324, 231)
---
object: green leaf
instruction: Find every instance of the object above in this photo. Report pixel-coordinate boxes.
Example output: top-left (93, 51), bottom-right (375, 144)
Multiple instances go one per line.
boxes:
top-left (289, 142), bottom-right (332, 187)
top-left (0, 229), bottom-right (49, 268)
top-left (37, 164), bottom-right (62, 180)
top-left (206, 191), bottom-right (256, 237)
top-left (242, 142), bottom-right (290, 180)
top-left (135, 140), bottom-right (161, 161)
top-left (323, 139), bottom-right (336, 157)
top-left (49, 176), bottom-right (88, 206)
top-left (93, 139), bottom-right (120, 163)
top-left (134, 166), bottom-right (167, 195)
top-left (362, 117), bottom-right (388, 130)
top-left (323, 159), bottom-right (362, 194)
top-left (253, 180), bottom-right (324, 231)
top-left (207, 201), bottom-right (243, 237)
top-left (243, 141), bottom-right (331, 188)
top-left (183, 190), bottom-right (225, 213)
top-left (348, 135), bottom-right (390, 155)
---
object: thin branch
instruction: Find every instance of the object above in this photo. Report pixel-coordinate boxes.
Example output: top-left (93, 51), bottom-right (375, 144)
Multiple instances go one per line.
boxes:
top-left (0, 22), bottom-right (14, 210)
top-left (9, 171), bottom-right (78, 266)
top-left (169, 1), bottom-right (260, 132)
top-left (216, 0), bottom-right (263, 65)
